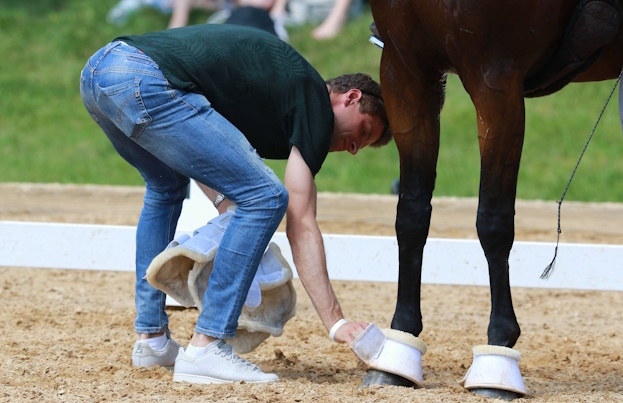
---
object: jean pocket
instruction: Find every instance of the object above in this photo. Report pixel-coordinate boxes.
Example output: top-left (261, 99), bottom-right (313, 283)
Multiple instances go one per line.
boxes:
top-left (127, 54), bottom-right (159, 69)
top-left (96, 77), bottom-right (152, 139)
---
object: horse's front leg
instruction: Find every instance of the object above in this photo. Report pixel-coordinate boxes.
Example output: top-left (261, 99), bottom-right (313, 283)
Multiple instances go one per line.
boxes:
top-left (470, 80), bottom-right (524, 348)
top-left (458, 73), bottom-right (527, 399)
top-left (391, 87), bottom-right (442, 339)
top-left (360, 37), bottom-right (446, 388)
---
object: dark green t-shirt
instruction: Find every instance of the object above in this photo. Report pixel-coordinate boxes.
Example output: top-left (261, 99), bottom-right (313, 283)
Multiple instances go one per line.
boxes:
top-left (117, 24), bottom-right (334, 176)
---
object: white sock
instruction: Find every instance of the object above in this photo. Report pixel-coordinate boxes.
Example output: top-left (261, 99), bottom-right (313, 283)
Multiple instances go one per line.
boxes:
top-left (143, 334), bottom-right (168, 351)
top-left (185, 339), bottom-right (221, 358)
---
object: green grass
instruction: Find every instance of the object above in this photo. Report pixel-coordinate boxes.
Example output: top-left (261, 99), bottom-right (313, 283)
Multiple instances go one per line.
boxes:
top-left (1, 1), bottom-right (622, 202)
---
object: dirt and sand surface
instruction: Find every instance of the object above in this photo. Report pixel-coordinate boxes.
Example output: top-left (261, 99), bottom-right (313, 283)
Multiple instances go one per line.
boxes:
top-left (1, 183), bottom-right (622, 402)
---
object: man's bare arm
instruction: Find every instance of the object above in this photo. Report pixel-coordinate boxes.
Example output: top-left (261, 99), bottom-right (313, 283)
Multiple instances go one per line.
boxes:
top-left (284, 146), bottom-right (367, 344)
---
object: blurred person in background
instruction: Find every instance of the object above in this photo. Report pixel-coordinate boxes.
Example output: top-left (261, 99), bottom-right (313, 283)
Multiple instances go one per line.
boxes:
top-left (271, 0), bottom-right (358, 40)
top-left (108, 0), bottom-right (287, 40)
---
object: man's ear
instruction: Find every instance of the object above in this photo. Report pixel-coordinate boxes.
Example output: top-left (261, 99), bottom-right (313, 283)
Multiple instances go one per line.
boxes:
top-left (346, 89), bottom-right (363, 105)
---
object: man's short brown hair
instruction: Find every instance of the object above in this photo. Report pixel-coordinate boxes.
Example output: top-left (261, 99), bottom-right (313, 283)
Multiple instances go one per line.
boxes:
top-left (326, 73), bottom-right (392, 148)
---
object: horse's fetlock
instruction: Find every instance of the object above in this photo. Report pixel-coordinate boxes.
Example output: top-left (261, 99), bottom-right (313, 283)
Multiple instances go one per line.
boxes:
top-left (488, 318), bottom-right (521, 348)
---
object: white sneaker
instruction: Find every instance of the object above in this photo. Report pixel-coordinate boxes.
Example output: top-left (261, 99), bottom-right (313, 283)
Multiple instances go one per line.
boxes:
top-left (173, 340), bottom-right (279, 384)
top-left (132, 338), bottom-right (181, 370)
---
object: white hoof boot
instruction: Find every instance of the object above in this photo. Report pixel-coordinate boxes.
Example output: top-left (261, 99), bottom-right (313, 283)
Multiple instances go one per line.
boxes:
top-left (145, 210), bottom-right (234, 307)
top-left (351, 323), bottom-right (427, 387)
top-left (458, 345), bottom-right (526, 397)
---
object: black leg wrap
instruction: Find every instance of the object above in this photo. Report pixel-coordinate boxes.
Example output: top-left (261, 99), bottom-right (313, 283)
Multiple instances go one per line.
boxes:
top-left (359, 369), bottom-right (417, 389)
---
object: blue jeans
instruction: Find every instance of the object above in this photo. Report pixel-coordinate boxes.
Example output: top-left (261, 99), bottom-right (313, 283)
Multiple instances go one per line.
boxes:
top-left (80, 41), bottom-right (288, 338)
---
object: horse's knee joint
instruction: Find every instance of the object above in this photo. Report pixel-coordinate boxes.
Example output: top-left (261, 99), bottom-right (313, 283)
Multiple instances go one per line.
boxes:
top-left (476, 212), bottom-right (515, 252)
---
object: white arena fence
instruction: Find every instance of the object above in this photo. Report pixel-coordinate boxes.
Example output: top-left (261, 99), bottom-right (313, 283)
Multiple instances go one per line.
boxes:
top-left (1, 181), bottom-right (622, 306)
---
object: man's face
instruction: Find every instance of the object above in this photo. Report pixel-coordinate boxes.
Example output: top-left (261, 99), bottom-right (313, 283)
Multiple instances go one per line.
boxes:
top-left (330, 90), bottom-right (384, 155)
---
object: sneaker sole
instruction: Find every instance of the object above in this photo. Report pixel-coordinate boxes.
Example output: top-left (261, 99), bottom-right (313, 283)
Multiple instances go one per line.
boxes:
top-left (173, 373), bottom-right (279, 384)
top-left (132, 361), bottom-right (175, 371)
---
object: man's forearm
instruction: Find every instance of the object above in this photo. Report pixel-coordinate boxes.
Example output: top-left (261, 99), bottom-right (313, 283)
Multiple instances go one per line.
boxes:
top-left (287, 226), bottom-right (344, 331)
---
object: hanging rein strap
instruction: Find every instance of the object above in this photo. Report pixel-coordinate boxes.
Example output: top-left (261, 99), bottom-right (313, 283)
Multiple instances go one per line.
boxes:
top-left (541, 66), bottom-right (623, 280)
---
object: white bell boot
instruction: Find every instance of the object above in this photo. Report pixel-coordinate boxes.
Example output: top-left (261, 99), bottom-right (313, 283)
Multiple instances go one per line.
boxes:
top-left (145, 210), bottom-right (233, 307)
top-left (147, 210), bottom-right (296, 354)
top-left (351, 323), bottom-right (427, 387)
top-left (458, 345), bottom-right (527, 398)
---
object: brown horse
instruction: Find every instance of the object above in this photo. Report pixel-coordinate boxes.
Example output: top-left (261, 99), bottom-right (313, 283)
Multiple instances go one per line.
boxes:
top-left (367, 0), bottom-right (622, 398)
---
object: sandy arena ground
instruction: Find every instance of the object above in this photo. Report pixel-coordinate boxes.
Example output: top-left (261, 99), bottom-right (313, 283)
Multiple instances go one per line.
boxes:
top-left (1, 183), bottom-right (622, 402)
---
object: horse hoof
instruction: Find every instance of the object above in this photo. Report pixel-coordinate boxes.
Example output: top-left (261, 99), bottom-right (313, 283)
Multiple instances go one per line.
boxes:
top-left (359, 369), bottom-right (417, 389)
top-left (471, 387), bottom-right (523, 401)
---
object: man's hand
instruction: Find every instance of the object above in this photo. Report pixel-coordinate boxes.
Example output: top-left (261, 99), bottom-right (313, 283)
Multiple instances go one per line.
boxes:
top-left (333, 321), bottom-right (369, 344)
